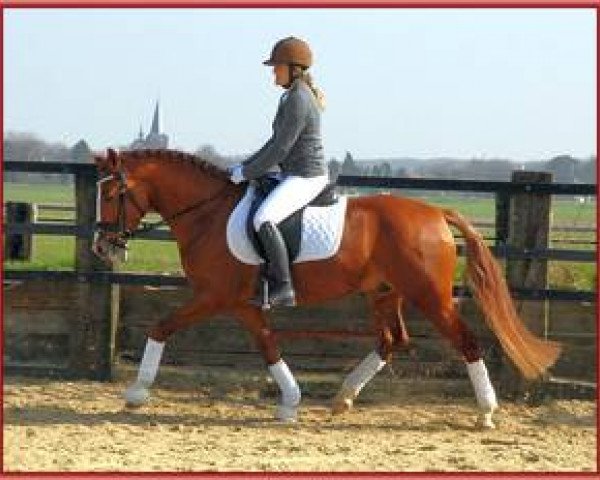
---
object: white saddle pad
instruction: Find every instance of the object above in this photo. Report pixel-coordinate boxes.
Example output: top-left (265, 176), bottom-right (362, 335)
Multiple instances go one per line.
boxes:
top-left (226, 185), bottom-right (348, 265)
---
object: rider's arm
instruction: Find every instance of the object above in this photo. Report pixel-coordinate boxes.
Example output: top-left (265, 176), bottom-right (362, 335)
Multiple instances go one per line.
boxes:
top-left (242, 138), bottom-right (273, 168)
top-left (242, 90), bottom-right (308, 181)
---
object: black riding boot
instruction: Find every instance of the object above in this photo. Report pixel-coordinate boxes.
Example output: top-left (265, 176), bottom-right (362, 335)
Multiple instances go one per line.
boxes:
top-left (253, 221), bottom-right (296, 308)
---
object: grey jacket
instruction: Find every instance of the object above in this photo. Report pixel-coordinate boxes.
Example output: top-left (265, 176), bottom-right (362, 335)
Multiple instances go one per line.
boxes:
top-left (242, 79), bottom-right (326, 181)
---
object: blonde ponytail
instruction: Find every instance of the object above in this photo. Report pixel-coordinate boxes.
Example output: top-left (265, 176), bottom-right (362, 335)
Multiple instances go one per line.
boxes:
top-left (291, 66), bottom-right (326, 111)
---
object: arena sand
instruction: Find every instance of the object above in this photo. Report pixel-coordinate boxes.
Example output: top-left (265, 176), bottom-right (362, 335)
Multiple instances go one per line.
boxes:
top-left (3, 364), bottom-right (596, 472)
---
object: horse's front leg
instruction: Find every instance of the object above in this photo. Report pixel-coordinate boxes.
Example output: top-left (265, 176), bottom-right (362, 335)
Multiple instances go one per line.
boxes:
top-left (234, 305), bottom-right (301, 423)
top-left (124, 294), bottom-right (219, 408)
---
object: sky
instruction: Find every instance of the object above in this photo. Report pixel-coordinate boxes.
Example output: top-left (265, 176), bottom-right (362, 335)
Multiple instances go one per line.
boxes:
top-left (4, 8), bottom-right (597, 162)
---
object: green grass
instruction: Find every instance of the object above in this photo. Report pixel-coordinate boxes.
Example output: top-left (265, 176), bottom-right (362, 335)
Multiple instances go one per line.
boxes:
top-left (404, 193), bottom-right (597, 226)
top-left (4, 236), bottom-right (76, 271)
top-left (4, 182), bottom-right (74, 204)
top-left (410, 194), bottom-right (497, 220)
top-left (4, 182), bottom-right (596, 290)
top-left (122, 239), bottom-right (182, 273)
top-left (4, 237), bottom-right (183, 274)
top-left (550, 198), bottom-right (597, 225)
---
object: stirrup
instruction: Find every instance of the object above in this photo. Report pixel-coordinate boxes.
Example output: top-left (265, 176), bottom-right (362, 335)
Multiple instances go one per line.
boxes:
top-left (248, 280), bottom-right (296, 309)
top-left (249, 278), bottom-right (271, 310)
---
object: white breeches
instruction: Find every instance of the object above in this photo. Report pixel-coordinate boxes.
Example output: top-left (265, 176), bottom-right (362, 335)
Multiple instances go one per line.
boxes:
top-left (253, 174), bottom-right (329, 231)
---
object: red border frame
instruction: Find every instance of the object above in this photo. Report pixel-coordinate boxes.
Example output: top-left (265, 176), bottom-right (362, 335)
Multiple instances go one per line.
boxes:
top-left (1, 2), bottom-right (598, 480)
top-left (2, 1), bottom-right (600, 6)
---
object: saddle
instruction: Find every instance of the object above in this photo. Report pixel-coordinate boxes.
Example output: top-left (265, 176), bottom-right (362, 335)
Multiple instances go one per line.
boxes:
top-left (246, 175), bottom-right (338, 263)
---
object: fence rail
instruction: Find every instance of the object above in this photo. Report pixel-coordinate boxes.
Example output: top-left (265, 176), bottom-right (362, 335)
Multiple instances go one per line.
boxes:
top-left (12, 203), bottom-right (599, 234)
top-left (4, 161), bottom-right (597, 194)
top-left (3, 269), bottom-right (594, 302)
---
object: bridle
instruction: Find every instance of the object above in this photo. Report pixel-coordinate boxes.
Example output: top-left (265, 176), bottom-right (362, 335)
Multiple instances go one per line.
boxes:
top-left (95, 170), bottom-right (141, 246)
top-left (95, 168), bottom-right (233, 249)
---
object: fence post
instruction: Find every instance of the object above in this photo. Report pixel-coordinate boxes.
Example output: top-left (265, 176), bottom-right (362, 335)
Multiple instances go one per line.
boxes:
top-left (70, 168), bottom-right (119, 380)
top-left (495, 192), bottom-right (510, 249)
top-left (501, 170), bottom-right (553, 396)
top-left (5, 202), bottom-right (37, 260)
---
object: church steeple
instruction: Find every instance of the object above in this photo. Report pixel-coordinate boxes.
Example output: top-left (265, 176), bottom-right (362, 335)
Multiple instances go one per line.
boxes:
top-left (129, 99), bottom-right (168, 151)
top-left (150, 100), bottom-right (161, 135)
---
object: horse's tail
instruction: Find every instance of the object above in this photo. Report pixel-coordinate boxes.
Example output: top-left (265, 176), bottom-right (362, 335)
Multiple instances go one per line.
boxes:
top-left (442, 209), bottom-right (561, 380)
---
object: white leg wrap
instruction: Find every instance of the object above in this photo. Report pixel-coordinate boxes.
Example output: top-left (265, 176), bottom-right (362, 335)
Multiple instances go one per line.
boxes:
top-left (269, 359), bottom-right (301, 422)
top-left (269, 359), bottom-right (301, 407)
top-left (137, 338), bottom-right (165, 385)
top-left (342, 351), bottom-right (386, 397)
top-left (124, 338), bottom-right (164, 407)
top-left (466, 359), bottom-right (498, 413)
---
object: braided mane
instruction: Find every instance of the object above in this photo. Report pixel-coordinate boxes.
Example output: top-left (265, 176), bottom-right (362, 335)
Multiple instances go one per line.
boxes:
top-left (120, 149), bottom-right (230, 181)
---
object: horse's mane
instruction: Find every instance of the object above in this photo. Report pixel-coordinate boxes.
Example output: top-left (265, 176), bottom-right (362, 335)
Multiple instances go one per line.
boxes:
top-left (120, 149), bottom-right (230, 181)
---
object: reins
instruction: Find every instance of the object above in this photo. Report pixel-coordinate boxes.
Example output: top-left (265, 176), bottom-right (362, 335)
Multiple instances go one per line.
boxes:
top-left (126, 182), bottom-right (234, 239)
top-left (96, 169), bottom-right (234, 244)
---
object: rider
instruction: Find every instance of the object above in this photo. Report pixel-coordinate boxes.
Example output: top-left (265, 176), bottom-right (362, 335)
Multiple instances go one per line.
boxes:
top-left (229, 36), bottom-right (329, 308)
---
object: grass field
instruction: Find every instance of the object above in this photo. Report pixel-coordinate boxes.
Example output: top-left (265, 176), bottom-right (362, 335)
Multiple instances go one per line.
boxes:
top-left (4, 182), bottom-right (596, 290)
top-left (4, 182), bottom-right (75, 204)
top-left (393, 192), bottom-right (596, 226)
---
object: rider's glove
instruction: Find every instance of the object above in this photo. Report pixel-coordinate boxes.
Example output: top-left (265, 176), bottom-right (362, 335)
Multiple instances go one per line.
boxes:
top-left (228, 164), bottom-right (246, 184)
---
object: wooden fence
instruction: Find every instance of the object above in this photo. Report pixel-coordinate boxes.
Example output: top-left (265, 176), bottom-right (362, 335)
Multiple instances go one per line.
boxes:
top-left (3, 160), bottom-right (597, 392)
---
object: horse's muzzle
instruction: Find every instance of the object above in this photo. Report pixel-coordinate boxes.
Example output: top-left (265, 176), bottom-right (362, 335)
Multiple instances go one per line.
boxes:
top-left (92, 231), bottom-right (128, 266)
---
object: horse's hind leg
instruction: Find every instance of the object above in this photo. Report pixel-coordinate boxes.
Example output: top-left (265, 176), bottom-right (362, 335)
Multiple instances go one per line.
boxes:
top-left (414, 294), bottom-right (498, 429)
top-left (370, 289), bottom-right (409, 363)
top-left (124, 294), bottom-right (219, 408)
top-left (234, 305), bottom-right (301, 422)
top-left (372, 291), bottom-right (410, 363)
top-left (332, 289), bottom-right (407, 415)
top-left (375, 218), bottom-right (498, 428)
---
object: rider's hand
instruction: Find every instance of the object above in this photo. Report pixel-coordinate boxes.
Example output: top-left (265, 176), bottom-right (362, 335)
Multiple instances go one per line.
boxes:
top-left (228, 164), bottom-right (246, 184)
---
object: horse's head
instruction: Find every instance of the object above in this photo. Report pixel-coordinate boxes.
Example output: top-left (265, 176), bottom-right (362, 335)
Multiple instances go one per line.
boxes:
top-left (92, 148), bottom-right (150, 266)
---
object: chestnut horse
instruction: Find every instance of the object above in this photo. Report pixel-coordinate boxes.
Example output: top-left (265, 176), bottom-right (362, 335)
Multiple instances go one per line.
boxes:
top-left (93, 148), bottom-right (560, 428)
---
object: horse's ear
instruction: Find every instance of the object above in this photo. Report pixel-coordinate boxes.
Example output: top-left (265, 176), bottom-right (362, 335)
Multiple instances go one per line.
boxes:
top-left (93, 151), bottom-right (112, 175)
top-left (106, 148), bottom-right (121, 172)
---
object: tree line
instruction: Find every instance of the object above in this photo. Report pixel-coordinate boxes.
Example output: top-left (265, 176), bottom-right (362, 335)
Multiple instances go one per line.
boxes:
top-left (3, 132), bottom-right (596, 185)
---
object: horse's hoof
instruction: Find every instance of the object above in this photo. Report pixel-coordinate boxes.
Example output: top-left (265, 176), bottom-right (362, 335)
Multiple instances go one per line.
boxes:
top-left (124, 384), bottom-right (149, 407)
top-left (477, 412), bottom-right (496, 429)
top-left (479, 420), bottom-right (496, 430)
top-left (331, 396), bottom-right (353, 415)
top-left (276, 404), bottom-right (298, 423)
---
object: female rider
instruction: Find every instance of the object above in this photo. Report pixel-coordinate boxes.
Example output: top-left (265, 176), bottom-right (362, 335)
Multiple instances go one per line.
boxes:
top-left (229, 36), bottom-right (328, 308)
